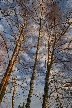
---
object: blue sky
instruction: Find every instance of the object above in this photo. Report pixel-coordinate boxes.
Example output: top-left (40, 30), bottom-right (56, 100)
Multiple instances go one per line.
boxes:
top-left (0, 0), bottom-right (72, 108)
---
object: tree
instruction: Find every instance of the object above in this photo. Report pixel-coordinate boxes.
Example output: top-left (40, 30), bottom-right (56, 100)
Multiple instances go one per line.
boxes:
top-left (42, 1), bottom-right (72, 108)
top-left (0, 0), bottom-right (27, 103)
top-left (0, 0), bottom-right (72, 108)
top-left (25, 0), bottom-right (46, 107)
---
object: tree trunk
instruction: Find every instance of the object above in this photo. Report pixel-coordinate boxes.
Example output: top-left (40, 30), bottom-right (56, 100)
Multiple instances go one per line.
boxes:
top-left (25, 17), bottom-right (41, 108)
top-left (42, 64), bottom-right (50, 108)
top-left (0, 18), bottom-right (26, 103)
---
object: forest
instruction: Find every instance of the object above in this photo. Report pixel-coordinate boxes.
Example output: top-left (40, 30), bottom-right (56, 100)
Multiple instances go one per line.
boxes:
top-left (0, 0), bottom-right (72, 108)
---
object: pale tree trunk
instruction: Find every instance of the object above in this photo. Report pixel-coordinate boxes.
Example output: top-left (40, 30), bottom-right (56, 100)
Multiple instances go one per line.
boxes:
top-left (42, 11), bottom-right (71, 108)
top-left (42, 65), bottom-right (50, 108)
top-left (42, 38), bottom-right (55, 108)
top-left (0, 14), bottom-right (27, 103)
top-left (25, 17), bottom-right (41, 108)
top-left (25, 0), bottom-right (45, 107)
top-left (42, 18), bottom-right (55, 108)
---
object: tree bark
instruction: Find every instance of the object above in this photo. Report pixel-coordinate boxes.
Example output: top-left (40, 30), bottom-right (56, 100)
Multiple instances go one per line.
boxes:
top-left (0, 18), bottom-right (26, 103)
top-left (25, 17), bottom-right (41, 108)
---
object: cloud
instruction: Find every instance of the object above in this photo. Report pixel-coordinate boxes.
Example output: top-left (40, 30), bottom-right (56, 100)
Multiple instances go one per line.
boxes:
top-left (0, 24), bottom-right (4, 32)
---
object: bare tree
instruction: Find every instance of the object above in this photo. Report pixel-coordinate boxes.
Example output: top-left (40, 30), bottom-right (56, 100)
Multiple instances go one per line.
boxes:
top-left (0, 3), bottom-right (27, 103)
top-left (42, 1), bottom-right (72, 108)
top-left (0, 0), bottom-right (72, 108)
top-left (25, 0), bottom-right (45, 107)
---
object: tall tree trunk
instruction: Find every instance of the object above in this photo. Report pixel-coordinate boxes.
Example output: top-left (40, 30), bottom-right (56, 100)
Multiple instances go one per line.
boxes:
top-left (42, 64), bottom-right (50, 108)
top-left (25, 0), bottom-right (46, 106)
top-left (42, 39), bottom-right (56, 108)
top-left (42, 15), bottom-right (56, 108)
top-left (25, 17), bottom-right (42, 108)
top-left (42, 6), bottom-right (71, 106)
top-left (0, 16), bottom-right (26, 103)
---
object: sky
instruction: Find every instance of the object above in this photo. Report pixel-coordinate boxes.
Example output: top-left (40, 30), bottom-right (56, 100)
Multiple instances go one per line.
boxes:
top-left (0, 0), bottom-right (72, 108)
